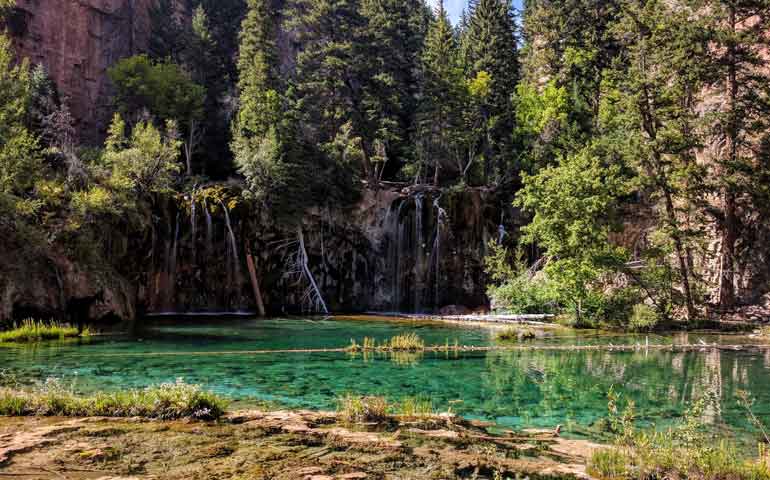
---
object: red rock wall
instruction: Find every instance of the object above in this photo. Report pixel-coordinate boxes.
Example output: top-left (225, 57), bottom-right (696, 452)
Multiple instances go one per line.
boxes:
top-left (8, 0), bottom-right (158, 143)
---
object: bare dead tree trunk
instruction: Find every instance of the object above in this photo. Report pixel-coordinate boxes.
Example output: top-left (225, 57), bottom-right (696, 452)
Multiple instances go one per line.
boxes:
top-left (297, 227), bottom-right (328, 314)
top-left (245, 243), bottom-right (266, 317)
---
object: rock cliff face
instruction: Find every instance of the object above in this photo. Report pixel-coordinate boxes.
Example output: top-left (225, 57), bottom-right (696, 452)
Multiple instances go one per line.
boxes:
top-left (7, 0), bottom-right (157, 142)
top-left (140, 186), bottom-right (516, 315)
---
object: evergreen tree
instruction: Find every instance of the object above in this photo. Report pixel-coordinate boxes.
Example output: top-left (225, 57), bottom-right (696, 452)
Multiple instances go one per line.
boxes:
top-left (704, 0), bottom-right (770, 308)
top-left (285, 0), bottom-right (373, 183)
top-left (522, 0), bottom-right (621, 136)
top-left (360, 0), bottom-right (429, 181)
top-left (0, 33), bottom-right (40, 198)
top-left (416, 1), bottom-right (464, 184)
top-left (463, 0), bottom-right (519, 184)
top-left (231, 0), bottom-right (282, 204)
top-left (602, 0), bottom-right (711, 320)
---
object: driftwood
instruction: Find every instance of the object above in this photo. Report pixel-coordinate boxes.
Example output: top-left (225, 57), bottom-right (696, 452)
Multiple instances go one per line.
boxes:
top-left (245, 243), bottom-right (266, 317)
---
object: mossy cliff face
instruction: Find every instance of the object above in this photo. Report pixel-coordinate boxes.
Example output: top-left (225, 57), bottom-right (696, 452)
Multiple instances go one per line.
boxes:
top-left (0, 240), bottom-right (135, 328)
top-left (140, 185), bottom-right (519, 315)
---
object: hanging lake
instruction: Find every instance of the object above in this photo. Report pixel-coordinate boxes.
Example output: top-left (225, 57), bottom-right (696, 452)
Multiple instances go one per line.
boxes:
top-left (2, 316), bottom-right (769, 444)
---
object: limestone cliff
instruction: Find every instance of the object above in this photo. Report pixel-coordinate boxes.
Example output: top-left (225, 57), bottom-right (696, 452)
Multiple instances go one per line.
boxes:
top-left (7, 0), bottom-right (158, 142)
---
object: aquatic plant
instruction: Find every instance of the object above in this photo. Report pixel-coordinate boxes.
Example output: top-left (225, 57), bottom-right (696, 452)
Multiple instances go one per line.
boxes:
top-left (397, 396), bottom-right (434, 418)
top-left (591, 391), bottom-right (770, 480)
top-left (336, 394), bottom-right (390, 422)
top-left (346, 334), bottom-right (424, 352)
top-left (0, 379), bottom-right (226, 420)
top-left (385, 333), bottom-right (424, 351)
top-left (495, 326), bottom-right (537, 342)
top-left (0, 319), bottom-right (85, 343)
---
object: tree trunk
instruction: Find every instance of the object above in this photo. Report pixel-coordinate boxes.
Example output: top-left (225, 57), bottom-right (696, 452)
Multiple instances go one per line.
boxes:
top-left (719, 4), bottom-right (738, 309)
top-left (245, 246), bottom-right (266, 317)
top-left (662, 186), bottom-right (696, 322)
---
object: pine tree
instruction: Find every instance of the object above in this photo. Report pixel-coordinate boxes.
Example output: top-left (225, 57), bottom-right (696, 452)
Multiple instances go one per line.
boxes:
top-left (522, 0), bottom-right (621, 137)
top-left (603, 0), bottom-right (711, 321)
top-left (285, 0), bottom-right (373, 183)
top-left (417, 1), bottom-right (464, 184)
top-left (0, 33), bottom-right (40, 197)
top-left (231, 0), bottom-right (282, 200)
top-left (360, 0), bottom-right (429, 181)
top-left (704, 0), bottom-right (770, 308)
top-left (463, 0), bottom-right (519, 184)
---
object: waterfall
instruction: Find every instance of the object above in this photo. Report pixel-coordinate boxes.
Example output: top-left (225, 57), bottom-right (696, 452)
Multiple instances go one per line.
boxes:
top-left (219, 200), bottom-right (241, 287)
top-left (414, 194), bottom-right (424, 313)
top-left (190, 190), bottom-right (197, 263)
top-left (431, 197), bottom-right (447, 311)
top-left (170, 213), bottom-right (180, 277)
top-left (498, 212), bottom-right (507, 244)
top-left (203, 197), bottom-right (213, 259)
top-left (392, 200), bottom-right (407, 311)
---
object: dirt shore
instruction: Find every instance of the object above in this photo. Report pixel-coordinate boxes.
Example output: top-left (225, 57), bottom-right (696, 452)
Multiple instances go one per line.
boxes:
top-left (0, 410), bottom-right (601, 479)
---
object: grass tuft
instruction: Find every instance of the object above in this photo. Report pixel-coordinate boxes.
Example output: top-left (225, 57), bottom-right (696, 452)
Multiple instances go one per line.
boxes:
top-left (385, 333), bottom-right (424, 351)
top-left (0, 319), bottom-right (85, 343)
top-left (495, 326), bottom-right (536, 342)
top-left (347, 333), bottom-right (425, 352)
top-left (0, 379), bottom-right (227, 420)
top-left (336, 394), bottom-right (391, 422)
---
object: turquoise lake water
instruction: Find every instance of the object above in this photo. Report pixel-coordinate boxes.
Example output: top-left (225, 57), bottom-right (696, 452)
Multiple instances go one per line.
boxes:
top-left (2, 316), bottom-right (769, 442)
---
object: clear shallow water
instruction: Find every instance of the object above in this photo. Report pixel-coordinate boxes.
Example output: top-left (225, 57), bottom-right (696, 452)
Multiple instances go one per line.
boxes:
top-left (2, 316), bottom-right (770, 442)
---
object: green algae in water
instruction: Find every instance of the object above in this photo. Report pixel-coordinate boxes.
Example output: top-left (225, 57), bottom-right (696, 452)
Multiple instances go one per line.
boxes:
top-left (2, 317), bottom-right (770, 444)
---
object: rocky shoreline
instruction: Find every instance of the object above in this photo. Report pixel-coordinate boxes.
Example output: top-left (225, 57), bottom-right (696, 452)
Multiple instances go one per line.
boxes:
top-left (0, 410), bottom-right (600, 480)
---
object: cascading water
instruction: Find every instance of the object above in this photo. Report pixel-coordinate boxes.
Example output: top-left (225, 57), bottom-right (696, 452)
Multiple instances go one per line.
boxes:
top-left (219, 200), bottom-right (241, 287)
top-left (414, 194), bottom-right (424, 313)
top-left (203, 198), bottom-right (213, 259)
top-left (392, 200), bottom-right (407, 311)
top-left (167, 212), bottom-right (181, 310)
top-left (432, 196), bottom-right (447, 311)
top-left (190, 190), bottom-right (197, 263)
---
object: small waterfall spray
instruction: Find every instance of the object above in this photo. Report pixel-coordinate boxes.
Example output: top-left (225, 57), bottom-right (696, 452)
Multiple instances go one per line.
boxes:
top-left (431, 197), bottom-right (447, 311)
top-left (190, 190), bottom-right (197, 263)
top-left (393, 200), bottom-right (407, 311)
top-left (414, 194), bottom-right (424, 313)
top-left (498, 213), bottom-right (507, 244)
top-left (219, 200), bottom-right (241, 286)
top-left (203, 197), bottom-right (213, 259)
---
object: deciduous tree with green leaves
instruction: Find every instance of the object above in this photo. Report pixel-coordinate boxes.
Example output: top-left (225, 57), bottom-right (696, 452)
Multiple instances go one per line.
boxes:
top-left (108, 55), bottom-right (204, 176)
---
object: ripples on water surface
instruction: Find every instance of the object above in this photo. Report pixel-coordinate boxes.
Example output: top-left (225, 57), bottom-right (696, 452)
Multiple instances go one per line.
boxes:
top-left (2, 316), bottom-right (769, 442)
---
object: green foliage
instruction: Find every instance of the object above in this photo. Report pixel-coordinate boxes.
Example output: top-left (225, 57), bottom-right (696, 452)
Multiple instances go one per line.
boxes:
top-left (516, 147), bottom-right (630, 324)
top-left (0, 33), bottom-right (41, 197)
top-left (108, 55), bottom-right (204, 128)
top-left (485, 243), bottom-right (557, 314)
top-left (103, 114), bottom-right (181, 197)
top-left (588, 449), bottom-right (631, 480)
top-left (0, 319), bottom-right (83, 343)
top-left (415, 2), bottom-right (465, 184)
top-left (595, 391), bottom-right (770, 480)
top-left (628, 304), bottom-right (660, 332)
top-left (0, 380), bottom-right (227, 420)
top-left (337, 394), bottom-right (391, 423)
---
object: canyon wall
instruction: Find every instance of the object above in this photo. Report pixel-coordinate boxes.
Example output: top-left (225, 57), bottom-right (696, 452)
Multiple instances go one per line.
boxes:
top-left (7, 0), bottom-right (158, 142)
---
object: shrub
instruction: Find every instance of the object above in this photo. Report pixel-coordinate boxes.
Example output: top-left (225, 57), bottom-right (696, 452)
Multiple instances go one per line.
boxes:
top-left (598, 391), bottom-right (770, 480)
top-left (628, 304), bottom-right (659, 332)
top-left (588, 448), bottom-right (631, 479)
top-left (386, 333), bottom-right (424, 351)
top-left (0, 379), bottom-right (226, 420)
top-left (337, 394), bottom-right (391, 422)
top-left (397, 396), bottom-right (434, 417)
top-left (0, 319), bottom-right (84, 343)
top-left (495, 326), bottom-right (537, 342)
